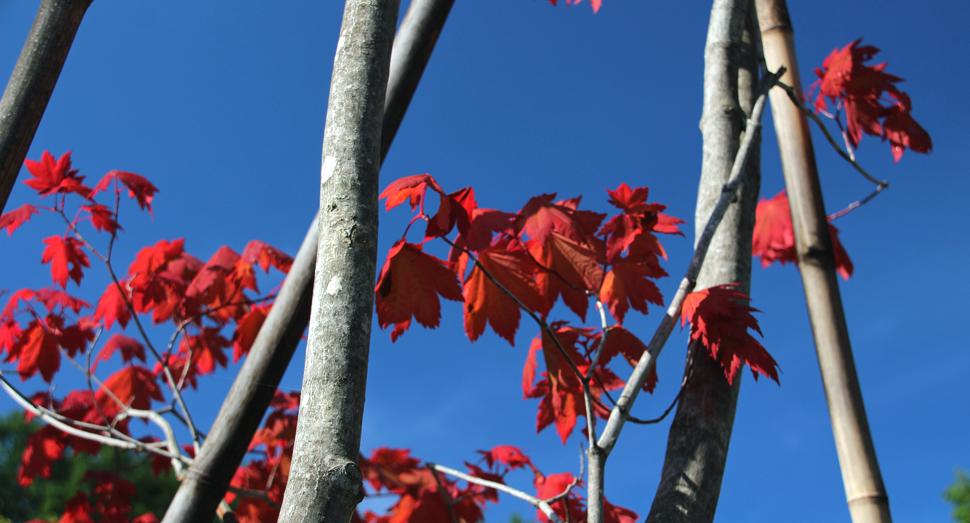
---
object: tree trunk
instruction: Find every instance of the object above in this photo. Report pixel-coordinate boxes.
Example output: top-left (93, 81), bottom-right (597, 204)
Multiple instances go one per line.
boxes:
top-left (276, 0), bottom-right (399, 521)
top-left (160, 1), bottom-right (454, 521)
top-left (755, 2), bottom-right (892, 522)
top-left (0, 0), bottom-right (92, 215)
top-left (645, 1), bottom-right (760, 521)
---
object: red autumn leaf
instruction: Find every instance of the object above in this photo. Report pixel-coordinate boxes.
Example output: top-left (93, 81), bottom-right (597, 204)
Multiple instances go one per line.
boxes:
top-left (93, 170), bottom-right (160, 215)
top-left (463, 241), bottom-right (547, 345)
top-left (528, 232), bottom-right (604, 321)
top-left (0, 319), bottom-right (22, 355)
top-left (654, 213), bottom-right (687, 235)
top-left (182, 327), bottom-right (231, 374)
top-left (752, 191), bottom-right (853, 280)
top-left (424, 186), bottom-right (476, 240)
top-left (229, 460), bottom-right (284, 523)
top-left (34, 287), bottom-right (91, 314)
top-left (374, 241), bottom-right (463, 341)
top-left (604, 497), bottom-right (639, 523)
top-left (810, 39), bottom-right (931, 162)
top-left (514, 193), bottom-right (602, 247)
top-left (534, 472), bottom-right (585, 523)
top-left (80, 203), bottom-right (121, 235)
top-left (56, 493), bottom-right (96, 523)
top-left (22, 151), bottom-right (92, 199)
top-left (154, 353), bottom-right (199, 390)
top-left (238, 239), bottom-right (293, 280)
top-left (96, 365), bottom-right (164, 419)
top-left (2, 288), bottom-right (37, 321)
top-left (6, 319), bottom-right (61, 382)
top-left (132, 514), bottom-right (160, 523)
top-left (599, 325), bottom-right (658, 393)
top-left (379, 173), bottom-right (446, 212)
top-left (360, 447), bottom-right (422, 493)
top-left (232, 304), bottom-right (269, 362)
top-left (599, 259), bottom-right (664, 324)
top-left (0, 203), bottom-right (40, 235)
top-left (56, 317), bottom-right (96, 358)
top-left (18, 425), bottom-right (65, 487)
top-left (42, 236), bottom-right (90, 288)
top-left (548, 0), bottom-right (602, 14)
top-left (94, 281), bottom-right (132, 330)
top-left (477, 445), bottom-right (533, 471)
top-left (94, 334), bottom-right (146, 370)
top-left (681, 284), bottom-right (779, 385)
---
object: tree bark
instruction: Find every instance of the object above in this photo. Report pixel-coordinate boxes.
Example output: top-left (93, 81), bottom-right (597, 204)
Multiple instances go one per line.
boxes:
top-left (755, 2), bottom-right (892, 522)
top-left (645, 1), bottom-right (760, 521)
top-left (276, 0), bottom-right (399, 521)
top-left (0, 0), bottom-right (92, 216)
top-left (160, 1), bottom-right (453, 521)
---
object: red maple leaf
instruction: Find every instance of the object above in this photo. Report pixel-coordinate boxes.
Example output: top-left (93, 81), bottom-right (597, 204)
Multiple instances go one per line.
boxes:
top-left (599, 259), bottom-right (664, 324)
top-left (80, 203), bottom-right (121, 235)
top-left (477, 445), bottom-right (533, 472)
top-left (94, 280), bottom-right (132, 330)
top-left (6, 319), bottom-right (61, 382)
top-left (237, 240), bottom-right (293, 290)
top-left (604, 497), bottom-right (639, 523)
top-left (22, 151), bottom-right (92, 199)
top-left (232, 304), bottom-right (269, 362)
top-left (752, 191), bottom-right (853, 280)
top-left (527, 232), bottom-right (604, 321)
top-left (41, 236), bottom-right (90, 288)
top-left (514, 193), bottom-right (603, 247)
top-left (809, 39), bottom-right (931, 162)
top-left (96, 365), bottom-right (164, 419)
top-left (463, 240), bottom-right (547, 345)
top-left (548, 0), bottom-right (602, 14)
top-left (534, 472), bottom-right (585, 523)
top-left (93, 334), bottom-right (146, 371)
top-left (0, 203), bottom-right (40, 235)
top-left (18, 425), bottom-right (65, 487)
top-left (154, 354), bottom-right (199, 390)
top-left (182, 327), bottom-right (231, 374)
top-left (93, 170), bottom-right (160, 215)
top-left (680, 284), bottom-right (779, 385)
top-left (374, 241), bottom-right (463, 341)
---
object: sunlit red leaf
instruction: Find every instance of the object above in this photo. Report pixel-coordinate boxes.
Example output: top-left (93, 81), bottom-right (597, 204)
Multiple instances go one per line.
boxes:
top-left (463, 241), bottom-right (547, 345)
top-left (232, 304), bottom-right (269, 362)
top-left (604, 497), bottom-right (639, 523)
top-left (94, 334), bottom-right (146, 370)
top-left (599, 260), bottom-right (664, 324)
top-left (94, 281), bottom-right (132, 330)
top-left (96, 365), bottom-right (164, 419)
top-left (681, 284), bottom-right (779, 385)
top-left (599, 326), bottom-right (658, 393)
top-left (182, 327), bottom-right (230, 375)
top-left (528, 233), bottom-right (604, 321)
top-left (375, 241), bottom-right (463, 341)
top-left (379, 173), bottom-right (445, 212)
top-left (18, 425), bottom-right (65, 487)
top-left (534, 472), bottom-right (584, 523)
top-left (23, 151), bottom-right (92, 199)
top-left (6, 320), bottom-right (60, 382)
top-left (80, 203), bottom-right (121, 235)
top-left (93, 170), bottom-right (159, 215)
top-left (477, 445), bottom-right (533, 471)
top-left (0, 203), bottom-right (40, 235)
top-left (42, 236), bottom-right (89, 288)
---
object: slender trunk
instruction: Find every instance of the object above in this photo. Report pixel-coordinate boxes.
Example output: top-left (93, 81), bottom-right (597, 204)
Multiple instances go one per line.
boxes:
top-left (276, 0), bottom-right (399, 521)
top-left (161, 1), bottom-right (453, 521)
top-left (0, 0), bottom-right (92, 215)
top-left (755, 2), bottom-right (891, 521)
top-left (645, 1), bottom-right (760, 521)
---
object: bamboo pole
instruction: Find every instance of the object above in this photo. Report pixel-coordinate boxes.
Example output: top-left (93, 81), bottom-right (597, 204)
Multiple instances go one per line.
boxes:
top-left (754, 1), bottom-right (891, 522)
top-left (160, 1), bottom-right (455, 521)
top-left (0, 0), bottom-right (93, 215)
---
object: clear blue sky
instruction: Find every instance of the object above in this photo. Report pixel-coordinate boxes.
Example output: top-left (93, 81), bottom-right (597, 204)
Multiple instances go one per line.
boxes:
top-left (1, 1), bottom-right (967, 522)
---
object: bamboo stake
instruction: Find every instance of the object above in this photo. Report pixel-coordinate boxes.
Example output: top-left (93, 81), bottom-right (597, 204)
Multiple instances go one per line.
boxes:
top-left (755, 1), bottom-right (891, 522)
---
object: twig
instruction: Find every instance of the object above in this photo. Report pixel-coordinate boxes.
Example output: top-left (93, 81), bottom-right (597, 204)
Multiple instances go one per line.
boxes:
top-left (827, 184), bottom-right (886, 221)
top-left (428, 462), bottom-right (566, 523)
top-left (775, 81), bottom-right (888, 190)
top-left (428, 465), bottom-right (460, 523)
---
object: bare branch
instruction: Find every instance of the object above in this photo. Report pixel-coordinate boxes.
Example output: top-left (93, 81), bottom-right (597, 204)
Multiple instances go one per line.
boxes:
top-left (427, 462), bottom-right (566, 523)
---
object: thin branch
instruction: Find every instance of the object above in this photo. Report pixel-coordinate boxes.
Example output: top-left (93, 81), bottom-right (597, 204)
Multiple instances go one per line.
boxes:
top-left (428, 465), bottom-right (460, 523)
top-left (775, 81), bottom-right (888, 189)
top-left (596, 67), bottom-right (784, 457)
top-left (428, 462), bottom-right (565, 523)
top-left (827, 184), bottom-right (886, 221)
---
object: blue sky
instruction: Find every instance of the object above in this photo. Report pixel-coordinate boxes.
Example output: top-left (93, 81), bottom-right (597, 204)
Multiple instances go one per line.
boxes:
top-left (0, 1), bottom-right (968, 522)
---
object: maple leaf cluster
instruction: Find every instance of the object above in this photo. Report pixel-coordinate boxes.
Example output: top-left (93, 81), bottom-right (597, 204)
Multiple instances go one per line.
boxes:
top-left (751, 191), bottom-right (853, 280)
top-left (376, 175), bottom-right (776, 446)
top-left (357, 444), bottom-right (635, 523)
top-left (806, 38), bottom-right (931, 162)
top-left (1, 152), bottom-right (293, 523)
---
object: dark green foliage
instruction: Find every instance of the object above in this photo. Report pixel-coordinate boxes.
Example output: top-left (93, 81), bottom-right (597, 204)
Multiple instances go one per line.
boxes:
top-left (0, 410), bottom-right (180, 522)
top-left (945, 469), bottom-right (970, 523)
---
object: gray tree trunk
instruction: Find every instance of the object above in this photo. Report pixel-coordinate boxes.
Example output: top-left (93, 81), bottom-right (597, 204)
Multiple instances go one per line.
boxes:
top-left (0, 0), bottom-right (92, 215)
top-left (276, 0), bottom-right (399, 521)
top-left (161, 2), bottom-right (453, 521)
top-left (645, 1), bottom-right (761, 521)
